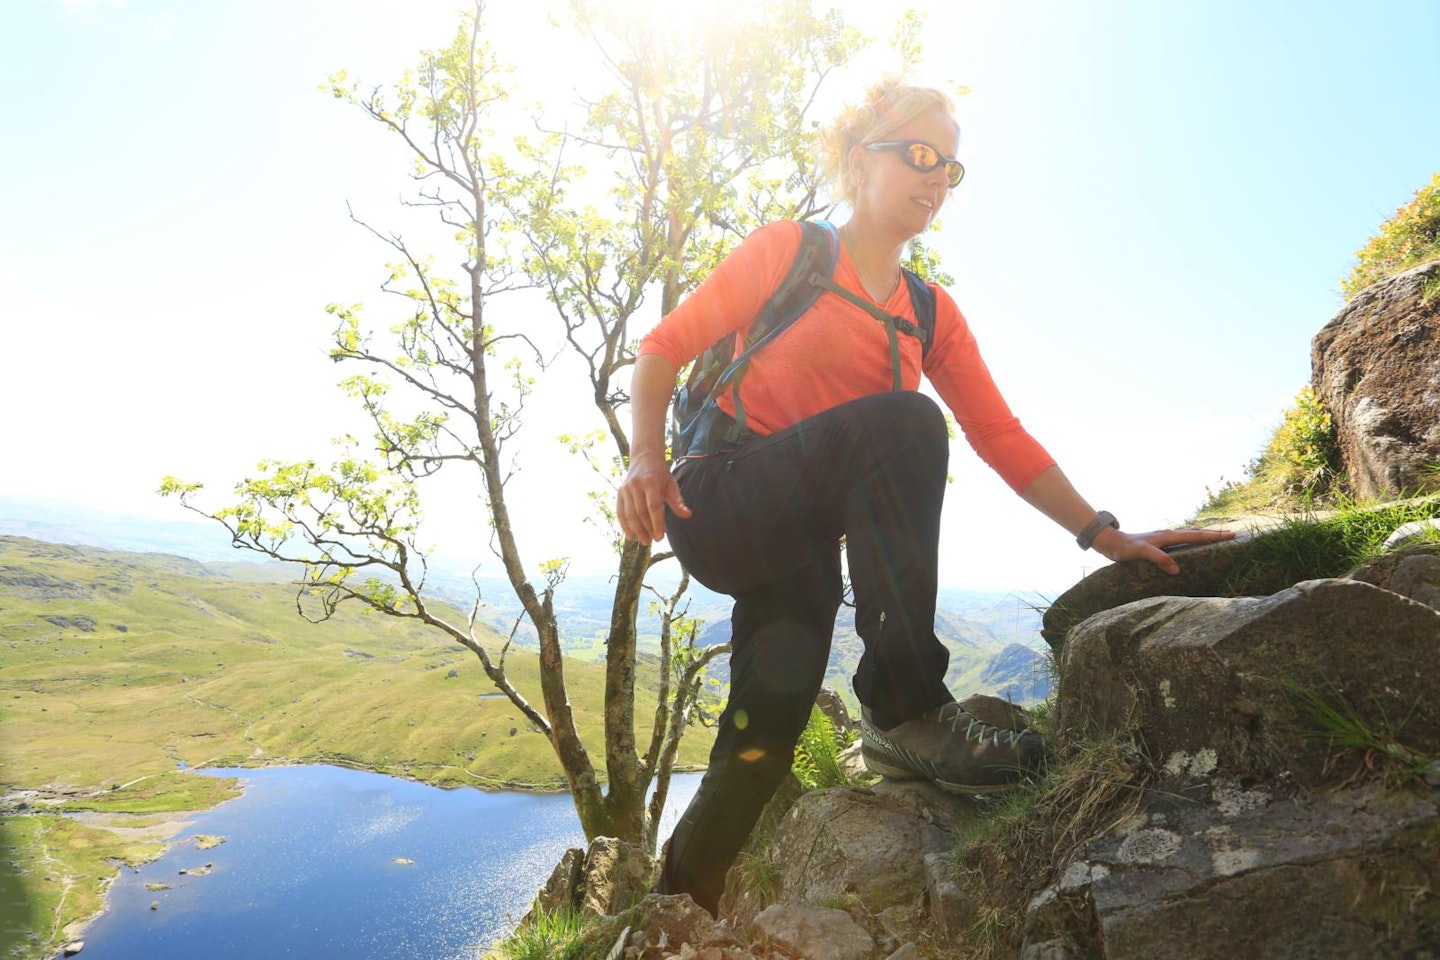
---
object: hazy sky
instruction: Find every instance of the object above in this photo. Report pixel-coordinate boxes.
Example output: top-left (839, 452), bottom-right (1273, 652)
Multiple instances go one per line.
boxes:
top-left (2, 0), bottom-right (1438, 593)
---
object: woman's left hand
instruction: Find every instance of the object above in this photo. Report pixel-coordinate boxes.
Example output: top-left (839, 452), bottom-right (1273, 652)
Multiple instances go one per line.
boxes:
top-left (1091, 526), bottom-right (1236, 575)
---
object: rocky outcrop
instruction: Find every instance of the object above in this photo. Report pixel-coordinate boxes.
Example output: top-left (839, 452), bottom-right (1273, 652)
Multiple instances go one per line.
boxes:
top-left (1054, 576), bottom-right (1440, 788)
top-left (1020, 785), bottom-right (1439, 960)
top-left (1040, 505), bottom-right (1440, 653)
top-left (1312, 259), bottom-right (1440, 500)
top-left (526, 837), bottom-right (652, 924)
top-left (524, 531), bottom-right (1440, 959)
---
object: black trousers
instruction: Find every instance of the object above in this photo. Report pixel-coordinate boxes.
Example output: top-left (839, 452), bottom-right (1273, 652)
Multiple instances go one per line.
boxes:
top-left (657, 392), bottom-right (955, 913)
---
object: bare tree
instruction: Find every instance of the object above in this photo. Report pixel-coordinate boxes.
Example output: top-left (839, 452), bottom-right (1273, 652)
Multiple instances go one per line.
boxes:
top-left (163, 0), bottom-right (862, 851)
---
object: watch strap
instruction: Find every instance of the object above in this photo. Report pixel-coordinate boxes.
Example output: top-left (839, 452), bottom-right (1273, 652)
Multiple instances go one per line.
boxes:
top-left (1076, 510), bottom-right (1119, 550)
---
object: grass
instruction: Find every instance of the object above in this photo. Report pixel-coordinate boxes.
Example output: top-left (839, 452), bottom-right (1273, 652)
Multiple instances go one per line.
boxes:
top-left (486, 906), bottom-right (639, 960)
top-left (952, 724), bottom-right (1151, 960)
top-left (1284, 679), bottom-right (1436, 789)
top-left (488, 906), bottom-right (591, 960)
top-left (1340, 172), bottom-right (1440, 300)
top-left (0, 814), bottom-right (166, 960)
top-left (1193, 386), bottom-right (1340, 520)
top-left (1220, 496), bottom-right (1440, 595)
top-left (732, 839), bottom-right (780, 909)
top-left (1422, 273), bottom-right (1440, 304)
top-left (0, 535), bottom-right (714, 797)
top-left (57, 772), bottom-right (241, 816)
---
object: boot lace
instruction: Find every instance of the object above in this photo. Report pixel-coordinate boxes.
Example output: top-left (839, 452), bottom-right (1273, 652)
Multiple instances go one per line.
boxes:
top-left (935, 701), bottom-right (1026, 748)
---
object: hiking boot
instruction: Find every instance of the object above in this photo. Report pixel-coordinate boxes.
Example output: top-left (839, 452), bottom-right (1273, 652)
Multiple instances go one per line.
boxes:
top-left (859, 702), bottom-right (1046, 795)
top-left (958, 694), bottom-right (1031, 733)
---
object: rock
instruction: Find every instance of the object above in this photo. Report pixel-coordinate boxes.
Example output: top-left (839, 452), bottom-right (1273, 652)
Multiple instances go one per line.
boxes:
top-left (837, 739), bottom-right (867, 783)
top-left (577, 837), bottom-right (653, 918)
top-left (923, 851), bottom-right (973, 942)
top-left (752, 904), bottom-right (873, 960)
top-left (62, 942), bottom-right (84, 956)
top-left (1312, 259), bottom-right (1440, 501)
top-left (717, 774), bottom-right (806, 921)
top-left (1348, 542), bottom-right (1440, 612)
top-left (748, 783), bottom-right (979, 944)
top-left (1056, 577), bottom-right (1440, 788)
top-left (1382, 518), bottom-right (1440, 551)
top-left (1020, 860), bottom-right (1104, 958)
top-left (527, 846), bottom-right (585, 923)
top-left (628, 894), bottom-right (718, 953)
top-left (1019, 787), bottom-right (1440, 959)
top-left (814, 687), bottom-right (854, 735)
top-left (1040, 518), bottom-right (1288, 653)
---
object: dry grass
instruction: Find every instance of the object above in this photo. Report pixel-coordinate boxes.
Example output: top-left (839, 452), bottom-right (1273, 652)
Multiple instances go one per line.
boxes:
top-left (953, 728), bottom-right (1152, 959)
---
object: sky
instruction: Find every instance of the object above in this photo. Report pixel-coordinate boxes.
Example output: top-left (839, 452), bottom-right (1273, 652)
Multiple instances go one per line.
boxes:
top-left (1, 0), bottom-right (1438, 594)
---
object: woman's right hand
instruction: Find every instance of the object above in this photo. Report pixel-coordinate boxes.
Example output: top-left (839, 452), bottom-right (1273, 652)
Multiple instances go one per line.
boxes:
top-left (618, 452), bottom-right (692, 545)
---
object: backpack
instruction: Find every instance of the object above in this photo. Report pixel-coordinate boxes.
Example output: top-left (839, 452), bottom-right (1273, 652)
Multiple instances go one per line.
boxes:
top-left (670, 220), bottom-right (938, 460)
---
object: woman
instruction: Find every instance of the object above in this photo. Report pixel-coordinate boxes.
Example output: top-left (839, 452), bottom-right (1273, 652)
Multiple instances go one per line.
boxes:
top-left (617, 81), bottom-right (1231, 914)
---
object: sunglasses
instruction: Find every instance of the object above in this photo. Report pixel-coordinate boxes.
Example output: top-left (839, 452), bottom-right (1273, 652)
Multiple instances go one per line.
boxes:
top-left (863, 140), bottom-right (965, 188)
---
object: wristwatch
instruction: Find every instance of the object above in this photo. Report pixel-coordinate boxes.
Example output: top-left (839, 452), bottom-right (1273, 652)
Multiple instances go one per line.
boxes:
top-left (1076, 511), bottom-right (1119, 550)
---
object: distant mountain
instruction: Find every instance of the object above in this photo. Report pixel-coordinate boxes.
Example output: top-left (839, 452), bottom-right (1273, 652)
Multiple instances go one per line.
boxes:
top-left (0, 494), bottom-right (250, 562)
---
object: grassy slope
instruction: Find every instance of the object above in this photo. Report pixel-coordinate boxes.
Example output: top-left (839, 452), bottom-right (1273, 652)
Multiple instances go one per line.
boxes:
top-left (0, 535), bottom-right (712, 793)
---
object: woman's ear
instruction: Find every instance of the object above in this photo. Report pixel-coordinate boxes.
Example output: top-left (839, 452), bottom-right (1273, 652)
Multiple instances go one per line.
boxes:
top-left (848, 144), bottom-right (869, 188)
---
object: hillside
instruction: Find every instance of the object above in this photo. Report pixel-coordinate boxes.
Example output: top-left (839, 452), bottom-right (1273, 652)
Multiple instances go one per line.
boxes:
top-left (0, 535), bottom-right (712, 797)
top-left (0, 495), bottom-right (1053, 705)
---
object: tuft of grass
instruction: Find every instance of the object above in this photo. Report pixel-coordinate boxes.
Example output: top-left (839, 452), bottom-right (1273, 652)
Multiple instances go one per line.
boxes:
top-left (1422, 274), bottom-right (1440, 304)
top-left (489, 906), bottom-right (590, 960)
top-left (1203, 496), bottom-right (1440, 596)
top-left (952, 729), bottom-right (1150, 960)
top-left (731, 841), bottom-right (780, 909)
top-left (1329, 494), bottom-right (1440, 558)
top-left (1284, 679), bottom-right (1435, 789)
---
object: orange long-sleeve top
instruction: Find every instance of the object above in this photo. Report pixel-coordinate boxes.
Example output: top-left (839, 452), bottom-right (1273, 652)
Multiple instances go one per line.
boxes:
top-left (639, 221), bottom-right (1056, 495)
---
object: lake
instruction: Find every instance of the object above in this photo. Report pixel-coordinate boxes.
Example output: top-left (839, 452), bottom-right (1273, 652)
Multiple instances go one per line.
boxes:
top-left (66, 765), bottom-right (702, 960)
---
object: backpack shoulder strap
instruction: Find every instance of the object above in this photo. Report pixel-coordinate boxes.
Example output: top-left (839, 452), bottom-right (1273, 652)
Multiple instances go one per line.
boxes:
top-left (901, 268), bottom-right (937, 361)
top-left (674, 221), bottom-right (840, 454)
top-left (743, 220), bottom-right (839, 347)
top-left (717, 220), bottom-right (838, 440)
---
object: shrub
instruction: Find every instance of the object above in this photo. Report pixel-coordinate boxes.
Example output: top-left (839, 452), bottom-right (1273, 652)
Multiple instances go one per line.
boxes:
top-left (1260, 385), bottom-right (1341, 498)
top-left (1342, 172), bottom-right (1440, 300)
top-left (791, 705), bottom-right (853, 791)
top-left (1193, 386), bottom-right (1341, 518)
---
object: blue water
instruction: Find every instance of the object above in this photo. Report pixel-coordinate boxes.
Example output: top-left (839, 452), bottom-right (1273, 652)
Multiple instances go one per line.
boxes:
top-left (68, 766), bottom-right (701, 960)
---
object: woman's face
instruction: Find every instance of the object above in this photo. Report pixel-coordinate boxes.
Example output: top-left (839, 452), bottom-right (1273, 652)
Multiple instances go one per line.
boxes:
top-left (851, 107), bottom-right (961, 238)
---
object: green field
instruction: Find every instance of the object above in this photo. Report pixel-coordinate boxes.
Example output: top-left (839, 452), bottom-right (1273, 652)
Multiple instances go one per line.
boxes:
top-left (0, 534), bottom-right (714, 959)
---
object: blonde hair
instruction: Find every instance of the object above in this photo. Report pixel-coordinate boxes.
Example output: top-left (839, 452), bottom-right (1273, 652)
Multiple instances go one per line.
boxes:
top-left (819, 79), bottom-right (956, 205)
